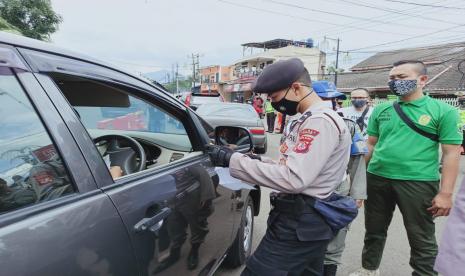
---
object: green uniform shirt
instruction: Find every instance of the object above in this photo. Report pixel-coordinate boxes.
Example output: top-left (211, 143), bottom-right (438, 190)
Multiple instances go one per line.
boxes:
top-left (459, 108), bottom-right (465, 126)
top-left (265, 100), bottom-right (274, 113)
top-left (367, 96), bottom-right (462, 181)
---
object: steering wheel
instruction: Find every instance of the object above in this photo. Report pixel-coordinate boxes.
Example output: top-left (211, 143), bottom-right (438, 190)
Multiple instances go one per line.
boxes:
top-left (236, 135), bottom-right (251, 146)
top-left (93, 134), bottom-right (146, 175)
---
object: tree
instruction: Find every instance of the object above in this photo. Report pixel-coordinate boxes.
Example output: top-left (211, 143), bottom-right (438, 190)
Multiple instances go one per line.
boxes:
top-left (0, 0), bottom-right (62, 41)
top-left (0, 16), bottom-right (21, 34)
top-left (163, 78), bottom-right (193, 94)
top-left (326, 65), bottom-right (345, 74)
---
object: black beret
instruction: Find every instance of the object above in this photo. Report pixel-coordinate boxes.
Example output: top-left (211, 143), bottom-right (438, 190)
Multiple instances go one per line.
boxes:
top-left (252, 58), bottom-right (306, 94)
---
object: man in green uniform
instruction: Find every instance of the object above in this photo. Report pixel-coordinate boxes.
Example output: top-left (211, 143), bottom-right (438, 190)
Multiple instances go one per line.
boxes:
top-left (350, 60), bottom-right (462, 276)
top-left (457, 96), bottom-right (465, 154)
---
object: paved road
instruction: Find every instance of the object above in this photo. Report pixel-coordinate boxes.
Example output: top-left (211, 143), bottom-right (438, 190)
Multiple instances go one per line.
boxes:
top-left (218, 132), bottom-right (464, 275)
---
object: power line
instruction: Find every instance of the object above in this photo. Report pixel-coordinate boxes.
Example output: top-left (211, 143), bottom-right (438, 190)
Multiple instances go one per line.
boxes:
top-left (347, 23), bottom-right (465, 51)
top-left (348, 38), bottom-right (465, 54)
top-left (311, 0), bottom-right (449, 38)
top-left (382, 0), bottom-right (465, 10)
top-left (264, 0), bottom-right (437, 29)
top-left (330, 0), bottom-right (465, 28)
top-left (217, 0), bottom-right (411, 36)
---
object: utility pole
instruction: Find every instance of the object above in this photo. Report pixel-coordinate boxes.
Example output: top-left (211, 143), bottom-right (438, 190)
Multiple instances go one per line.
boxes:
top-left (335, 38), bottom-right (340, 86)
top-left (171, 64), bottom-right (175, 85)
top-left (191, 53), bottom-right (200, 88)
top-left (322, 36), bottom-right (341, 85)
top-left (175, 63), bottom-right (179, 94)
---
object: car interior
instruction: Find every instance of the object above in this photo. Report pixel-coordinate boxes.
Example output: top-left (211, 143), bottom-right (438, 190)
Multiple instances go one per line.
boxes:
top-left (49, 73), bottom-right (203, 178)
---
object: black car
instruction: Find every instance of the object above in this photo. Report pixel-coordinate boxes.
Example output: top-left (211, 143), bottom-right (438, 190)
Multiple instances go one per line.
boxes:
top-left (0, 31), bottom-right (260, 276)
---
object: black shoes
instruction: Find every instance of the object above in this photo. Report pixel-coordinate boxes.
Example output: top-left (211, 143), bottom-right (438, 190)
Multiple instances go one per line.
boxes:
top-left (187, 244), bottom-right (200, 270)
top-left (154, 244), bottom-right (201, 273)
top-left (154, 247), bottom-right (181, 273)
top-left (323, 264), bottom-right (338, 276)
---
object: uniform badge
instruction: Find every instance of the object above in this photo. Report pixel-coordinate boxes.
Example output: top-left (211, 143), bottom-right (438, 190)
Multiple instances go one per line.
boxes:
top-left (293, 128), bottom-right (320, 153)
top-left (418, 115), bottom-right (431, 126)
top-left (280, 142), bottom-right (289, 154)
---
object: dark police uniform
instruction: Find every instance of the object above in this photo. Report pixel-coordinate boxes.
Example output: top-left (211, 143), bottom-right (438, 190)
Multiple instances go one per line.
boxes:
top-left (226, 59), bottom-right (352, 275)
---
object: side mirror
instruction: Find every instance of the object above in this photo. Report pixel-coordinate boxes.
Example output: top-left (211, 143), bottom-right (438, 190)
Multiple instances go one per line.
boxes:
top-left (215, 126), bottom-right (253, 153)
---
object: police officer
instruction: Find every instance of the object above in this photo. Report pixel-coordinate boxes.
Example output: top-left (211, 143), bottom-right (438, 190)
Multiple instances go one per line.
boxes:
top-left (208, 58), bottom-right (352, 275)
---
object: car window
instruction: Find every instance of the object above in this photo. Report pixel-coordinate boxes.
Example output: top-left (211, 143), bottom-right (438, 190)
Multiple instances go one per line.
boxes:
top-left (50, 74), bottom-right (196, 178)
top-left (77, 97), bottom-right (187, 136)
top-left (0, 68), bottom-right (75, 214)
top-left (197, 104), bottom-right (258, 118)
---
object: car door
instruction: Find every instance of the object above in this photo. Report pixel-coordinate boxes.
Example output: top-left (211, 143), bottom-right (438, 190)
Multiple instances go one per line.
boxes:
top-left (20, 48), bottom-right (237, 275)
top-left (0, 44), bottom-right (138, 276)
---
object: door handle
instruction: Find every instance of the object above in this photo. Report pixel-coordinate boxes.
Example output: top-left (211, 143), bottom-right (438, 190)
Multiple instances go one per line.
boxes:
top-left (134, 207), bottom-right (171, 234)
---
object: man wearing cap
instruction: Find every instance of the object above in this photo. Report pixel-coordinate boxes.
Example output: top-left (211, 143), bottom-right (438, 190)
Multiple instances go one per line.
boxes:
top-left (311, 80), bottom-right (367, 276)
top-left (311, 80), bottom-right (347, 110)
top-left (207, 58), bottom-right (352, 275)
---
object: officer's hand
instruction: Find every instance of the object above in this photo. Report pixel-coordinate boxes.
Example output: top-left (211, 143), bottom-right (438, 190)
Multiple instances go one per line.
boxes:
top-left (427, 192), bottom-right (453, 217)
top-left (207, 145), bottom-right (234, 167)
top-left (355, 199), bottom-right (364, 208)
top-left (245, 153), bottom-right (262, 161)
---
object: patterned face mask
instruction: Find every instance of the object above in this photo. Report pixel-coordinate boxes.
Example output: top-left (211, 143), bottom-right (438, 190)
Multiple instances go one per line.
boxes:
top-left (388, 79), bottom-right (417, 96)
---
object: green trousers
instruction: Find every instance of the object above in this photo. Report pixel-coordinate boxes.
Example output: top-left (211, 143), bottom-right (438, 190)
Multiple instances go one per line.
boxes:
top-left (362, 173), bottom-right (439, 276)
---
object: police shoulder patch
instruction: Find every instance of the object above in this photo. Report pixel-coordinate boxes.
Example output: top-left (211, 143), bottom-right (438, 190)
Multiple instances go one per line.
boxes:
top-left (293, 128), bottom-right (320, 153)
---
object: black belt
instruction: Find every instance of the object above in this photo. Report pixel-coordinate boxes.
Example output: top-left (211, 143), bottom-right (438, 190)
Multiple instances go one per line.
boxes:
top-left (270, 193), bottom-right (316, 215)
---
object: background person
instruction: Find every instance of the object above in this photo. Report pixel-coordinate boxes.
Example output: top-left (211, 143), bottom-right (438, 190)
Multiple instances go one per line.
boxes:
top-left (340, 88), bottom-right (373, 140)
top-left (264, 97), bottom-right (276, 133)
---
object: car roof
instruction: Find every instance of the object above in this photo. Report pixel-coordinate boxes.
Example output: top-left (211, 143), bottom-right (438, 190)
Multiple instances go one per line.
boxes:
top-left (0, 31), bottom-right (166, 90)
top-left (199, 102), bottom-right (249, 107)
top-left (197, 102), bottom-right (256, 111)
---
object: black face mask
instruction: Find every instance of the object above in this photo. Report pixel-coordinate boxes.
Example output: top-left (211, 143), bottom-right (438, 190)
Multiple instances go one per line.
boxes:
top-left (271, 87), bottom-right (312, 116)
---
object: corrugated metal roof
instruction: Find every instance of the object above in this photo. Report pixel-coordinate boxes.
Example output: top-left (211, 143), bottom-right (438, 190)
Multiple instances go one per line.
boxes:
top-left (352, 42), bottom-right (465, 71)
top-left (335, 61), bottom-right (465, 93)
top-left (336, 41), bottom-right (465, 94)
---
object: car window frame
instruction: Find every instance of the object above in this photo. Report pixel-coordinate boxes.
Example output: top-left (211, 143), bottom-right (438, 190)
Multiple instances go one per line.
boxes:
top-left (21, 49), bottom-right (209, 188)
top-left (0, 47), bottom-right (100, 226)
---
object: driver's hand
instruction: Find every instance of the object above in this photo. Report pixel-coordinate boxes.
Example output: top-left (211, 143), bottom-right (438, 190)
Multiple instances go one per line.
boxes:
top-left (228, 144), bottom-right (237, 150)
top-left (110, 166), bottom-right (124, 179)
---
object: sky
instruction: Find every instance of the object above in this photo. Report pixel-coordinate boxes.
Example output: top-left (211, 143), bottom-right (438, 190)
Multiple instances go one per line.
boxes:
top-left (50, 0), bottom-right (465, 76)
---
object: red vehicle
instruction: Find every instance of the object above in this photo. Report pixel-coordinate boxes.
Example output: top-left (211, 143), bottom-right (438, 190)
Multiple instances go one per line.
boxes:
top-left (97, 111), bottom-right (146, 131)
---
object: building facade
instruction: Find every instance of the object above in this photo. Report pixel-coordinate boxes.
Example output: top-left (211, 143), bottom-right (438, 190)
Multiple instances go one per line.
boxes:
top-left (199, 65), bottom-right (234, 94)
top-left (221, 39), bottom-right (326, 102)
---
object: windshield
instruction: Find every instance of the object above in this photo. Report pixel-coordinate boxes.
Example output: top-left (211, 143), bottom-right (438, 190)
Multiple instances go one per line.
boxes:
top-left (197, 104), bottom-right (258, 118)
